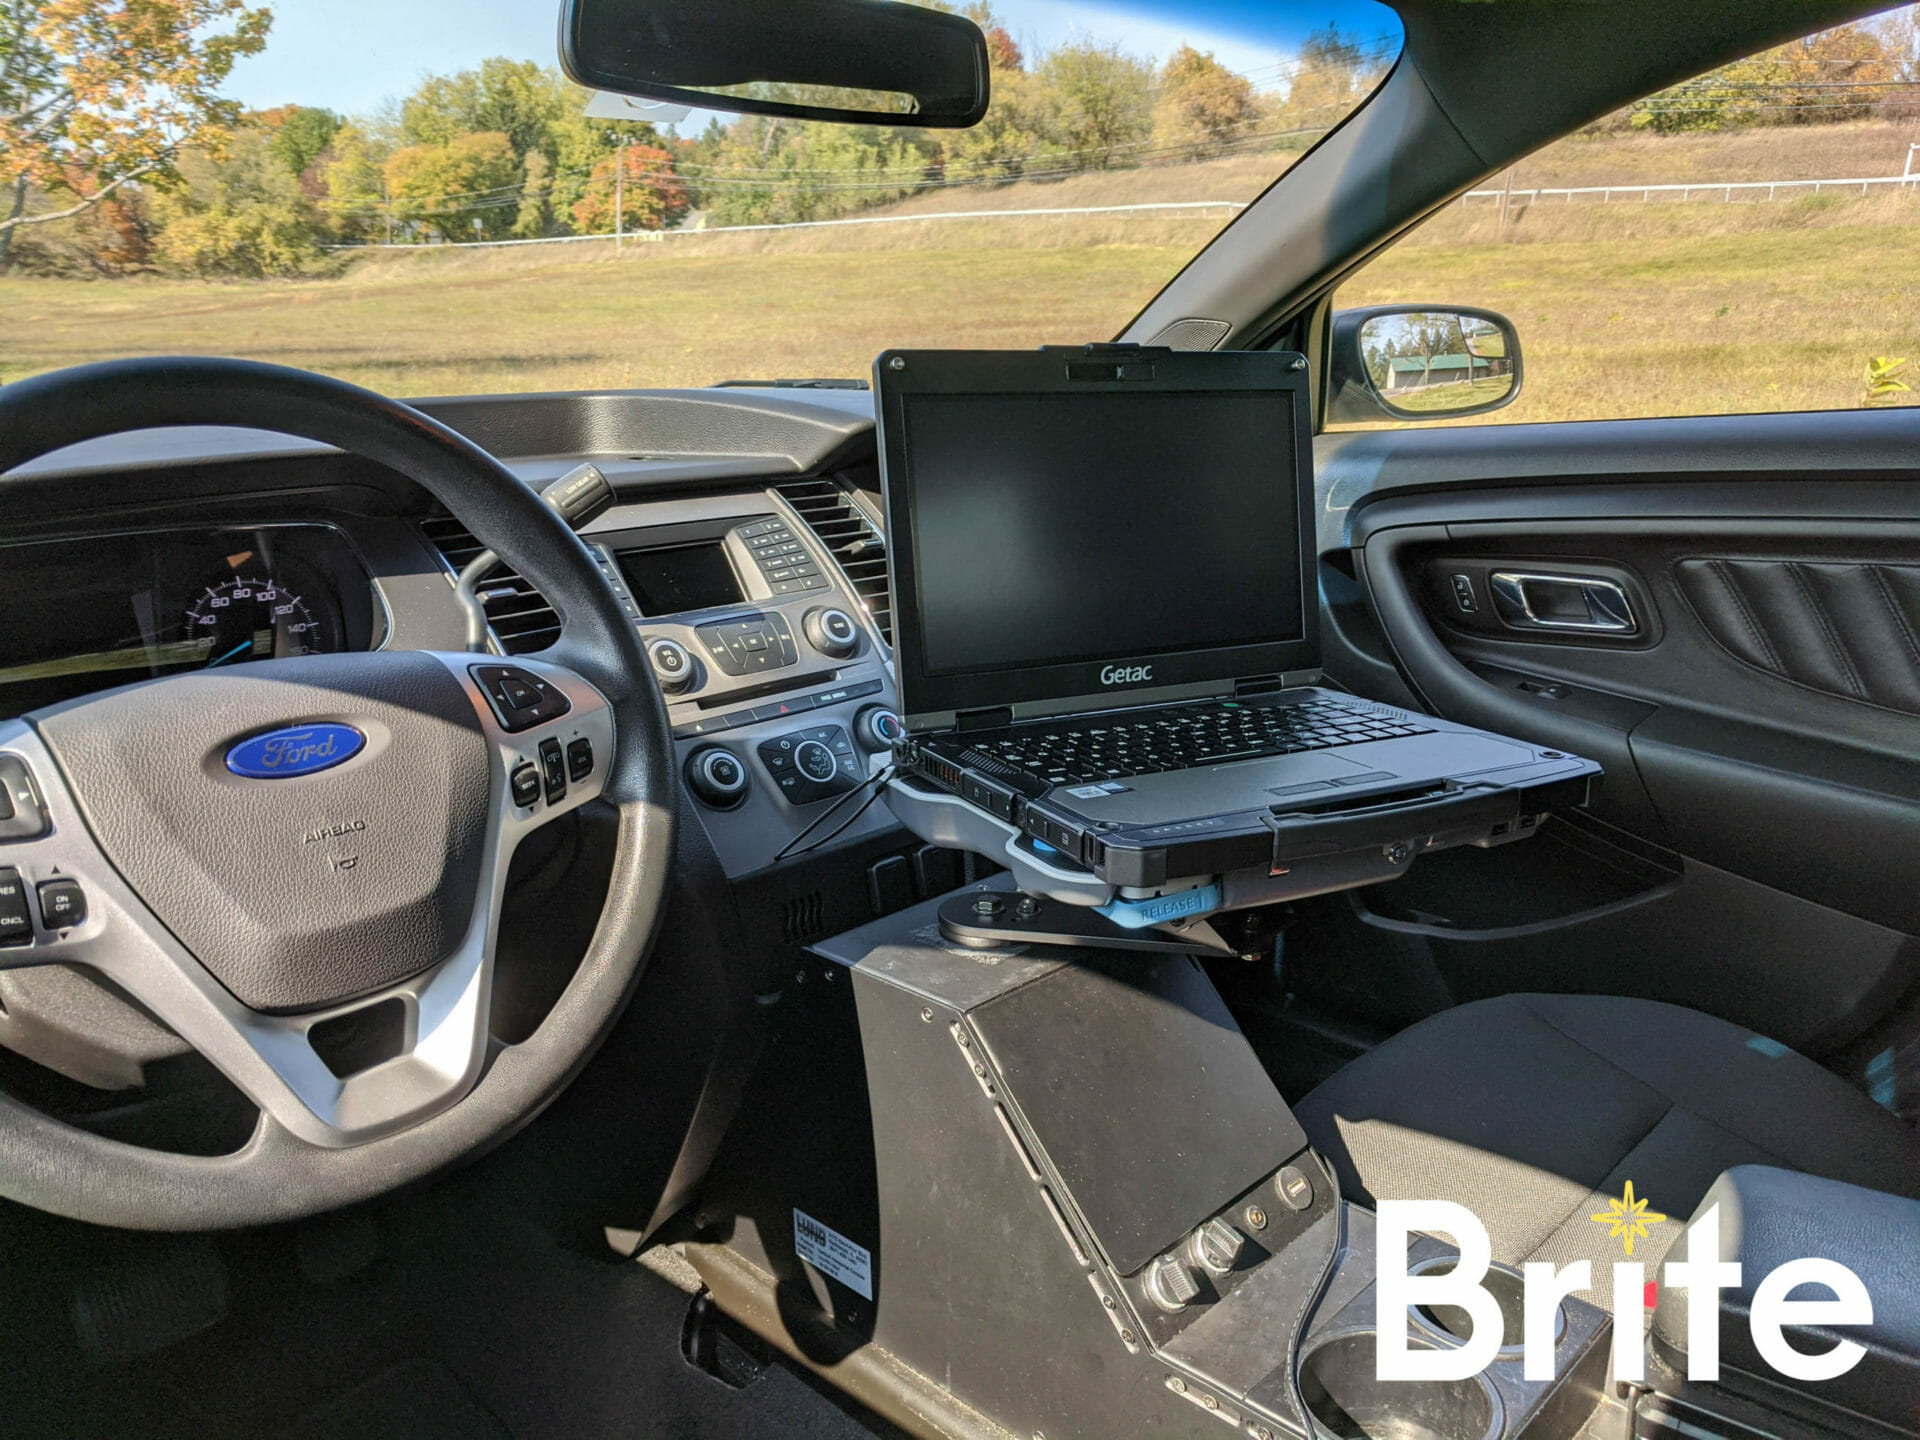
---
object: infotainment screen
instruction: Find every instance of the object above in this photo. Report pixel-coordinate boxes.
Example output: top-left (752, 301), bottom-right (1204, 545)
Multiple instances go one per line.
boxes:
top-left (616, 542), bottom-right (745, 616)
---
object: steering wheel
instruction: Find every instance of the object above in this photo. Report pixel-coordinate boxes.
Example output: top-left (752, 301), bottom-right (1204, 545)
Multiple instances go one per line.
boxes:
top-left (0, 358), bottom-right (677, 1230)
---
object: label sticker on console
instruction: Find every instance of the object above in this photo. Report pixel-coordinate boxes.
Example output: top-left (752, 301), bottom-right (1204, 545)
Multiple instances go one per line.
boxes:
top-left (794, 1209), bottom-right (873, 1299)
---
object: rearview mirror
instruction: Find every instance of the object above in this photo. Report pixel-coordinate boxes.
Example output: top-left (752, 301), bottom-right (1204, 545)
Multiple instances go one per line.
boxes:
top-left (558, 0), bottom-right (992, 128)
top-left (1326, 306), bottom-right (1523, 424)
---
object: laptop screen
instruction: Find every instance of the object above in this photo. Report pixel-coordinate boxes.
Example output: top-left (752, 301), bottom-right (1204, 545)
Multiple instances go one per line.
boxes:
top-left (876, 349), bottom-right (1317, 725)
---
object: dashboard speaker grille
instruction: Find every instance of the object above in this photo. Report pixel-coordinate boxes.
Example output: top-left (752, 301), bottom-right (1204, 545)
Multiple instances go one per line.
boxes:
top-left (418, 513), bottom-right (563, 655)
top-left (771, 477), bottom-right (892, 645)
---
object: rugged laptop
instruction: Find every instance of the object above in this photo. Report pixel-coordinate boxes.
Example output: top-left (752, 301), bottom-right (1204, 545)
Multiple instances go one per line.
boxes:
top-left (873, 346), bottom-right (1599, 890)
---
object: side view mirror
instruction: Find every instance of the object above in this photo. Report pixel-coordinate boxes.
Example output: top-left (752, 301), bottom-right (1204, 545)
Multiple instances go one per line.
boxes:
top-left (559, 0), bottom-right (992, 129)
top-left (1326, 306), bottom-right (1523, 425)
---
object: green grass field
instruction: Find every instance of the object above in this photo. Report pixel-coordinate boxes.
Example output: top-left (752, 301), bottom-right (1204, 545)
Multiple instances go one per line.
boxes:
top-left (3, 122), bottom-right (1917, 423)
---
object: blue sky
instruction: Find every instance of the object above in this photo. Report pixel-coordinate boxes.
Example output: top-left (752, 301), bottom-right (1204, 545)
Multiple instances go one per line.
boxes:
top-left (225, 0), bottom-right (1400, 119)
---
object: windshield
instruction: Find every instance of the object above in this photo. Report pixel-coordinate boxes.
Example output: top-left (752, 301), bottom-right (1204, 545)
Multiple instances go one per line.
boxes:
top-left (0, 1), bottom-right (1401, 395)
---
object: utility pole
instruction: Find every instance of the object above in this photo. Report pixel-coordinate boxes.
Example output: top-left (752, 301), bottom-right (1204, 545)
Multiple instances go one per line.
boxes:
top-left (383, 178), bottom-right (394, 246)
top-left (614, 137), bottom-right (626, 250)
top-left (1498, 166), bottom-right (1515, 237)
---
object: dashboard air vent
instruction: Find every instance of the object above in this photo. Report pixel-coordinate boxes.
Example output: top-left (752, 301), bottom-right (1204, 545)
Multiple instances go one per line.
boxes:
top-left (771, 478), bottom-right (892, 644)
top-left (418, 513), bottom-right (562, 655)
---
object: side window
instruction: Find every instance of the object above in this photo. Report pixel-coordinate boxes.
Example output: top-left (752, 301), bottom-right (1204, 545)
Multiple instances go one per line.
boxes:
top-left (1327, 8), bottom-right (1920, 428)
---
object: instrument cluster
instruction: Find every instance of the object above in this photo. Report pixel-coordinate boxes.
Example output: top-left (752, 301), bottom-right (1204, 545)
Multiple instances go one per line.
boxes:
top-left (0, 524), bottom-right (382, 720)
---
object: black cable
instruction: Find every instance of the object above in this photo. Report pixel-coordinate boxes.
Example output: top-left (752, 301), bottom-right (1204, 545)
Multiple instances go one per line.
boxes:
top-left (771, 764), bottom-right (896, 864)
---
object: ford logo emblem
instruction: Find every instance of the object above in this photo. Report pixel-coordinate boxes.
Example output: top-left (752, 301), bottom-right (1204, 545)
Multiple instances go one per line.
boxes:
top-left (225, 723), bottom-right (365, 779)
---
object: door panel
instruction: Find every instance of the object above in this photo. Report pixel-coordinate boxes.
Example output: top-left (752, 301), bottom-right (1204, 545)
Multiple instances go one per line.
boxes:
top-left (1317, 418), bottom-right (1920, 1053)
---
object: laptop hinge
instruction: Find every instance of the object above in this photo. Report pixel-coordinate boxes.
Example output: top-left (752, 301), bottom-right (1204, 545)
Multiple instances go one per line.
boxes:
top-left (954, 705), bottom-right (1015, 732)
top-left (1233, 674), bottom-right (1289, 698)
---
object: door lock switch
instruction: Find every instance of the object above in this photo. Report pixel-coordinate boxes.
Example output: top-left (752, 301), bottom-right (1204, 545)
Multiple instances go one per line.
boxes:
top-left (1450, 573), bottom-right (1477, 613)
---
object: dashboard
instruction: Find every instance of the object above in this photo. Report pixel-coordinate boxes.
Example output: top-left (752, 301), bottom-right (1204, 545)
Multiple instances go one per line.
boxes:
top-left (0, 385), bottom-right (907, 879)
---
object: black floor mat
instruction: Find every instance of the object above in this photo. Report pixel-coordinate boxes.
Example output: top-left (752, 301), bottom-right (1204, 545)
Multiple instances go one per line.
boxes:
top-left (283, 1360), bottom-right (511, 1440)
top-left (1, 1174), bottom-right (883, 1440)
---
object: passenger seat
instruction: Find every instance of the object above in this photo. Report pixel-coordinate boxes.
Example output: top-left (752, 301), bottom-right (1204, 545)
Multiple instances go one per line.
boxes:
top-left (1295, 993), bottom-right (1920, 1271)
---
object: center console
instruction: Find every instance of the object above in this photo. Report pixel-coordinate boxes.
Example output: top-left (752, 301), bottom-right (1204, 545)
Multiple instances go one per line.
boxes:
top-left (579, 493), bottom-right (903, 875)
top-left (679, 878), bottom-right (1616, 1440)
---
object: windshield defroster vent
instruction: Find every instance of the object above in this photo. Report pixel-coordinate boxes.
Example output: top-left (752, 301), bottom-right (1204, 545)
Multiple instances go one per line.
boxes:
top-left (771, 478), bottom-right (892, 645)
top-left (418, 513), bottom-right (563, 655)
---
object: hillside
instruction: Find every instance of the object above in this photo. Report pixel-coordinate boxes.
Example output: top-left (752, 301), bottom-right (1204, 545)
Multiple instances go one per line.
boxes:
top-left (4, 120), bottom-right (1917, 421)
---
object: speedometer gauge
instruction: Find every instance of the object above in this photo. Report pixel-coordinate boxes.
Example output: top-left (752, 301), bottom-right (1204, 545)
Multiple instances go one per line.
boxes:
top-left (185, 576), bottom-right (335, 667)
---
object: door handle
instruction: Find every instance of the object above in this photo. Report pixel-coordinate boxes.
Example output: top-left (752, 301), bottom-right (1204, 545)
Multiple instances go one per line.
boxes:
top-left (1488, 572), bottom-right (1638, 635)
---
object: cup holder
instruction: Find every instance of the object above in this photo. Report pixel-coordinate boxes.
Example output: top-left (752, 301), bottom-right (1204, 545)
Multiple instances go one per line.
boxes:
top-left (1410, 1256), bottom-right (1557, 1357)
top-left (1299, 1330), bottom-right (1501, 1440)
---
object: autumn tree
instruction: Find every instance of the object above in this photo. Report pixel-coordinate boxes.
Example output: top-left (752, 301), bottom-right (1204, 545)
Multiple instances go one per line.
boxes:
top-left (1038, 41), bottom-right (1153, 167)
top-left (0, 0), bottom-right (270, 266)
top-left (384, 130), bottom-right (520, 242)
top-left (150, 126), bottom-right (324, 276)
top-left (267, 105), bottom-right (341, 182)
top-left (1281, 24), bottom-right (1376, 130)
top-left (569, 142), bottom-right (688, 234)
top-left (319, 120), bottom-right (389, 243)
top-left (1153, 45), bottom-right (1262, 158)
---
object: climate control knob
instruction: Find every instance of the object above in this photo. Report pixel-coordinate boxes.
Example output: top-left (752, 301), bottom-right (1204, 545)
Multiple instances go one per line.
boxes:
top-left (647, 637), bottom-right (696, 695)
top-left (794, 739), bottom-right (838, 782)
top-left (803, 606), bottom-right (859, 659)
top-left (685, 747), bottom-right (749, 809)
top-left (854, 705), bottom-right (905, 753)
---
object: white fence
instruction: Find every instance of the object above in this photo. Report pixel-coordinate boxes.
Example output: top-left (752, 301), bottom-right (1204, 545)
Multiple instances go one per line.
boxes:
top-left (1460, 172), bottom-right (1920, 206)
top-left (331, 199), bottom-right (1251, 252)
top-left (333, 170), bottom-right (1920, 253)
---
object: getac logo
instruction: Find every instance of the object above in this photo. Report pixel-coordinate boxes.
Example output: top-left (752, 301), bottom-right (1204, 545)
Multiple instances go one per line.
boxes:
top-left (1100, 664), bottom-right (1153, 686)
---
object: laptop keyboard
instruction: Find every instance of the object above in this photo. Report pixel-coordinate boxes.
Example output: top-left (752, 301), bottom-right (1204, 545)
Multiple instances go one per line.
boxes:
top-left (957, 698), bottom-right (1435, 788)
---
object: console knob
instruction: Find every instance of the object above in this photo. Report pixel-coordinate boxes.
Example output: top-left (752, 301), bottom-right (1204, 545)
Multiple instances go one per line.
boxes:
top-left (647, 637), bottom-right (696, 694)
top-left (1145, 1255), bottom-right (1202, 1313)
top-left (685, 747), bottom-right (748, 808)
top-left (803, 607), bottom-right (860, 659)
top-left (853, 705), bottom-right (904, 752)
top-left (794, 739), bottom-right (838, 782)
top-left (1189, 1218), bottom-right (1245, 1276)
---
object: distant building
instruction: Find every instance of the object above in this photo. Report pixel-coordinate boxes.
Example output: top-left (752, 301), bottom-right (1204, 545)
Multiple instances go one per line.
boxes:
top-left (1383, 352), bottom-right (1511, 390)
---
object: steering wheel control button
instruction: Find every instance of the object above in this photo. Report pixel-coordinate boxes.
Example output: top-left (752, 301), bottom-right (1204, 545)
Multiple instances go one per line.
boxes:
top-left (0, 756), bottom-right (49, 841)
top-left (1146, 1255), bottom-right (1202, 1313)
top-left (538, 738), bottom-right (567, 804)
top-left (566, 738), bottom-right (595, 783)
top-left (1189, 1218), bottom-right (1246, 1276)
top-left (686, 748), bottom-right (749, 809)
top-left (510, 761), bottom-right (542, 808)
top-left (803, 606), bottom-right (859, 659)
top-left (855, 705), bottom-right (905, 752)
top-left (757, 726), bottom-right (861, 804)
top-left (0, 869), bottom-right (33, 946)
top-left (472, 664), bottom-right (572, 733)
top-left (34, 879), bottom-right (86, 932)
top-left (646, 637), bottom-right (696, 694)
top-left (1276, 1164), bottom-right (1315, 1212)
top-left (695, 614), bottom-right (798, 677)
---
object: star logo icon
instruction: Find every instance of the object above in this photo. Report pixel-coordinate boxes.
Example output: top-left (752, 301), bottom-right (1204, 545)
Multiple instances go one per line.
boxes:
top-left (1590, 1181), bottom-right (1667, 1257)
